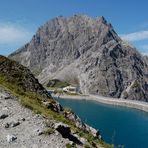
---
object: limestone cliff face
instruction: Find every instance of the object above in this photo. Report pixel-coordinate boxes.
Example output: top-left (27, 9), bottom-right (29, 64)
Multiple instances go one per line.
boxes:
top-left (144, 56), bottom-right (148, 69)
top-left (9, 15), bottom-right (148, 101)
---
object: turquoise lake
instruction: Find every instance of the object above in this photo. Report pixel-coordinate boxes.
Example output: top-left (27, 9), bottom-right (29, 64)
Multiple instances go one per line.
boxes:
top-left (56, 97), bottom-right (148, 148)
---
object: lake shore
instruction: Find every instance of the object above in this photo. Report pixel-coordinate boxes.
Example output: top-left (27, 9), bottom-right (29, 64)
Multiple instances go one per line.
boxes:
top-left (52, 94), bottom-right (148, 112)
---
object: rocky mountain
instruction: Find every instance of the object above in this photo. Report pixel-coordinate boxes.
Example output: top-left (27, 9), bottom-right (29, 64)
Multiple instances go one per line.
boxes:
top-left (10, 15), bottom-right (148, 101)
top-left (0, 55), bottom-right (109, 147)
top-left (144, 55), bottom-right (148, 65)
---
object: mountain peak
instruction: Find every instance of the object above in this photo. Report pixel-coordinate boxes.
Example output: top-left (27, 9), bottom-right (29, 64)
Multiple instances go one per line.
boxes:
top-left (97, 16), bottom-right (107, 23)
top-left (9, 15), bottom-right (148, 101)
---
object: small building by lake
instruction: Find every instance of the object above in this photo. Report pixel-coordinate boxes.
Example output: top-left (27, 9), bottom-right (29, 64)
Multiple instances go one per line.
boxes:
top-left (63, 86), bottom-right (79, 94)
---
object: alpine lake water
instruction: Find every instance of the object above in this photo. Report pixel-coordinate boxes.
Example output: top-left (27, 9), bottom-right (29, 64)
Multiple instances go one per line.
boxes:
top-left (55, 97), bottom-right (148, 148)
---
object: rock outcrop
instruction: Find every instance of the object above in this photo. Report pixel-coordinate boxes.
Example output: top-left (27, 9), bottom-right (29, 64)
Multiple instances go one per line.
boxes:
top-left (9, 15), bottom-right (148, 101)
top-left (0, 55), bottom-right (49, 97)
top-left (144, 56), bottom-right (148, 65)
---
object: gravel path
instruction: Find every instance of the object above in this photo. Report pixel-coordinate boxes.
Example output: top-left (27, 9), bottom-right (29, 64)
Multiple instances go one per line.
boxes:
top-left (0, 92), bottom-right (71, 148)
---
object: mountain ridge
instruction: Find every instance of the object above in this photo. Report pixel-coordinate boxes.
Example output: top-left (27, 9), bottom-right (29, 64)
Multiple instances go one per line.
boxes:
top-left (9, 15), bottom-right (148, 101)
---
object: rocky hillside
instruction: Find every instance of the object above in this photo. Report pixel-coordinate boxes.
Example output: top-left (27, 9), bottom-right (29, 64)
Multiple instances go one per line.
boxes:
top-left (0, 90), bottom-right (73, 148)
top-left (144, 55), bottom-right (148, 67)
top-left (0, 55), bottom-right (110, 148)
top-left (10, 15), bottom-right (148, 101)
top-left (0, 55), bottom-right (49, 97)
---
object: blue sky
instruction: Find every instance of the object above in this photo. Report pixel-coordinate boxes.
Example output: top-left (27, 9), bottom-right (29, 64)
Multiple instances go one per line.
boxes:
top-left (0, 0), bottom-right (148, 55)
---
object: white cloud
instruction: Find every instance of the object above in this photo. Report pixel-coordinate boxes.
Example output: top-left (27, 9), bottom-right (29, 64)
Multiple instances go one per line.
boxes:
top-left (120, 31), bottom-right (148, 41)
top-left (140, 45), bottom-right (148, 56)
top-left (142, 52), bottom-right (148, 56)
top-left (0, 23), bottom-right (32, 45)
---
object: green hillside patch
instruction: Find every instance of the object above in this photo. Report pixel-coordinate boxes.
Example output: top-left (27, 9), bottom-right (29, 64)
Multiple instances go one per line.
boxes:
top-left (46, 79), bottom-right (70, 88)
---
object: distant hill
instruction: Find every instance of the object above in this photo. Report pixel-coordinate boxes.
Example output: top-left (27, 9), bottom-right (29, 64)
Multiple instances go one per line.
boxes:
top-left (10, 15), bottom-right (148, 101)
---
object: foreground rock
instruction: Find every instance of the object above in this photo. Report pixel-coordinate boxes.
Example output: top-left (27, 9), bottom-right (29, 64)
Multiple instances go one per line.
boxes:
top-left (6, 135), bottom-right (17, 143)
top-left (4, 121), bottom-right (20, 128)
top-left (0, 113), bottom-right (8, 119)
top-left (0, 91), bottom-right (80, 148)
top-left (10, 15), bottom-right (148, 101)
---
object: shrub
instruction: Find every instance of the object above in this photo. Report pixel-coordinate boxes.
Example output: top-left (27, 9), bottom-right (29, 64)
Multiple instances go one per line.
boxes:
top-left (43, 128), bottom-right (55, 135)
top-left (132, 80), bottom-right (139, 88)
top-left (66, 143), bottom-right (72, 148)
top-left (64, 107), bottom-right (73, 113)
top-left (123, 91), bottom-right (128, 98)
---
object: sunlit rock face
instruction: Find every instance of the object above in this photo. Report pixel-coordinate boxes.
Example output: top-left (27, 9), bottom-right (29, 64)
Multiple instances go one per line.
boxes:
top-left (10, 15), bottom-right (148, 101)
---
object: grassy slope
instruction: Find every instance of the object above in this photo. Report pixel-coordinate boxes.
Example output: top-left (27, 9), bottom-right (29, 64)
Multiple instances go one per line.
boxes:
top-left (46, 79), bottom-right (70, 88)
